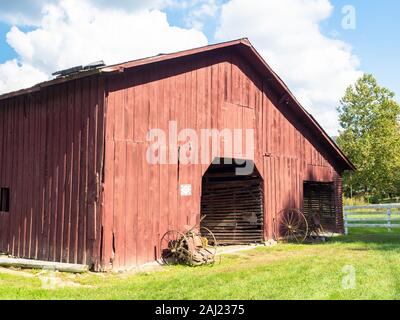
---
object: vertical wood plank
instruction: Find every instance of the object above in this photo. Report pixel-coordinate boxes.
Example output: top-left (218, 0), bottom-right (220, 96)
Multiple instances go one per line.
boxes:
top-left (56, 84), bottom-right (67, 262)
top-left (125, 142), bottom-right (138, 266)
top-left (63, 81), bottom-right (75, 262)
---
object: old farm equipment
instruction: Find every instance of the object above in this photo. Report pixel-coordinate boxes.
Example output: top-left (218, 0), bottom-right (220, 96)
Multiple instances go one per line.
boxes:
top-left (160, 217), bottom-right (218, 266)
top-left (275, 208), bottom-right (309, 243)
top-left (275, 208), bottom-right (337, 243)
top-left (303, 182), bottom-right (337, 241)
top-left (306, 211), bottom-right (335, 241)
top-left (308, 212), bottom-right (326, 240)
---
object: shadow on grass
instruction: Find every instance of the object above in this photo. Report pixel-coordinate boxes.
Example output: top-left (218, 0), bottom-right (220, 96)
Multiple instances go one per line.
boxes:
top-left (327, 228), bottom-right (400, 251)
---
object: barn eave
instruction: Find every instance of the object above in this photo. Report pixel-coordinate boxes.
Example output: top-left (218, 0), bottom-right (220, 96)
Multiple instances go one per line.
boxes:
top-left (0, 38), bottom-right (355, 171)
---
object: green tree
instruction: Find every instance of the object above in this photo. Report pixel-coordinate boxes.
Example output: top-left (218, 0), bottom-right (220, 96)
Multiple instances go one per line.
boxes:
top-left (337, 74), bottom-right (400, 202)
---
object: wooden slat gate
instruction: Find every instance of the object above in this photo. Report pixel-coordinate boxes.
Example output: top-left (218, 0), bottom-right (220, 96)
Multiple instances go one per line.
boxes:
top-left (344, 204), bottom-right (400, 234)
top-left (201, 176), bottom-right (264, 245)
top-left (303, 181), bottom-right (337, 232)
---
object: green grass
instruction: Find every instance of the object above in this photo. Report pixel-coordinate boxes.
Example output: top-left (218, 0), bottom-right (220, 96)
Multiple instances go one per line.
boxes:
top-left (1, 230), bottom-right (400, 300)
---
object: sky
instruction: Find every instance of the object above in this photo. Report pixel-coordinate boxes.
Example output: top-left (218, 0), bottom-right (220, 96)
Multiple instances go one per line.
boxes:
top-left (0, 0), bottom-right (398, 135)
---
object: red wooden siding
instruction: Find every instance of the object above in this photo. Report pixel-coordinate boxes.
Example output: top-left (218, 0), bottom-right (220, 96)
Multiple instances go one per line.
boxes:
top-left (101, 48), bottom-right (345, 270)
top-left (0, 76), bottom-right (105, 269)
top-left (0, 42), bottom-right (349, 271)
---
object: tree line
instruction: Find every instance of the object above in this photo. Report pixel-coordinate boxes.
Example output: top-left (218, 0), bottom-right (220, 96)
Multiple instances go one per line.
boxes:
top-left (337, 74), bottom-right (400, 203)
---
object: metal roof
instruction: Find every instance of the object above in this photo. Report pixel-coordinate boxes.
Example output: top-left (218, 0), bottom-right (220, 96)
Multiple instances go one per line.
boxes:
top-left (0, 38), bottom-right (355, 171)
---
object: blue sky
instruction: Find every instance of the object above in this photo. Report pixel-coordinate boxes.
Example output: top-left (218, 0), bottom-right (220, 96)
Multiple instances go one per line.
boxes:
top-left (0, 0), bottom-right (398, 133)
top-left (320, 0), bottom-right (400, 100)
top-left (167, 0), bottom-right (400, 100)
top-left (0, 24), bottom-right (14, 63)
top-left (181, 0), bottom-right (399, 101)
top-left (0, 23), bottom-right (36, 63)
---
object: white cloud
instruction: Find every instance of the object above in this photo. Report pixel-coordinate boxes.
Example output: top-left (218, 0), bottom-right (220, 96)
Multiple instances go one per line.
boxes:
top-left (0, 0), bottom-right (362, 135)
top-left (185, 0), bottom-right (220, 30)
top-left (216, 0), bottom-right (363, 134)
top-left (0, 60), bottom-right (48, 94)
top-left (0, 0), bottom-right (172, 25)
top-left (0, 0), bottom-right (208, 95)
top-left (0, 0), bottom-right (49, 25)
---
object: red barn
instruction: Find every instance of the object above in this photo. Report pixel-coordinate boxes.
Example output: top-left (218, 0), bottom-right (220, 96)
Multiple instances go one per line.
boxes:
top-left (0, 39), bottom-right (354, 271)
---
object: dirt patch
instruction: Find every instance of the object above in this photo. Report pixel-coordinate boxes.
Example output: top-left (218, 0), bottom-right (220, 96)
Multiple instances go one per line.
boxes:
top-left (115, 262), bottom-right (165, 277)
top-left (0, 267), bottom-right (36, 278)
top-left (217, 245), bottom-right (264, 256)
top-left (0, 266), bottom-right (94, 289)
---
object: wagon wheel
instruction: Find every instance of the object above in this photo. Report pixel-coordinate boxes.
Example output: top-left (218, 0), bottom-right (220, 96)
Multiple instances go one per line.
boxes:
top-left (321, 223), bottom-right (337, 239)
top-left (276, 209), bottom-right (308, 243)
top-left (308, 212), bottom-right (336, 241)
top-left (199, 227), bottom-right (219, 265)
top-left (308, 212), bottom-right (324, 241)
top-left (308, 224), bottom-right (325, 241)
top-left (160, 230), bottom-right (192, 265)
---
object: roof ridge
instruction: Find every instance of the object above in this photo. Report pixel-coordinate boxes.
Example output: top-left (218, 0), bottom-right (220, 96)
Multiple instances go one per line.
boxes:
top-left (0, 38), bottom-right (354, 171)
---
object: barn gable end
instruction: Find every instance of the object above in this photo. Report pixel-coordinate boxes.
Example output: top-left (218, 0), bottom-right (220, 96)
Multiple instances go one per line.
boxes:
top-left (0, 39), bottom-right (353, 270)
top-left (100, 45), bottom-right (349, 270)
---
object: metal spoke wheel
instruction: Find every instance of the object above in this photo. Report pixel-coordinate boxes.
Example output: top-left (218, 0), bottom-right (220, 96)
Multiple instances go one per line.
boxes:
top-left (198, 227), bottom-right (218, 265)
top-left (276, 209), bottom-right (308, 243)
top-left (308, 225), bottom-right (326, 241)
top-left (307, 212), bottom-right (336, 242)
top-left (160, 230), bottom-right (193, 265)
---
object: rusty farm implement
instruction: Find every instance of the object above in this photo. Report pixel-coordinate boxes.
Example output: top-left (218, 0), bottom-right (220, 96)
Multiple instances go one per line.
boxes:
top-left (160, 216), bottom-right (218, 266)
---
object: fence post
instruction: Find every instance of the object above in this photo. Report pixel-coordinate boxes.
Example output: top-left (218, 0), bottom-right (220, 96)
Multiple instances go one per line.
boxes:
top-left (344, 210), bottom-right (348, 235)
top-left (387, 208), bottom-right (392, 232)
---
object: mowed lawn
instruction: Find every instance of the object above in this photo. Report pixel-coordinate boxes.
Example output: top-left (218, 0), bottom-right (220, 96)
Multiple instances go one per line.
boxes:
top-left (1, 230), bottom-right (400, 300)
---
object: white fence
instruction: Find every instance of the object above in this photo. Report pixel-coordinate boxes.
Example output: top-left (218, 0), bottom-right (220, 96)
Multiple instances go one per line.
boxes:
top-left (344, 203), bottom-right (400, 235)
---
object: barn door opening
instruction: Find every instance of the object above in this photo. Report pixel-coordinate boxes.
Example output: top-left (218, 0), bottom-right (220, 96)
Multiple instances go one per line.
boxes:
top-left (303, 182), bottom-right (337, 234)
top-left (201, 159), bottom-right (264, 245)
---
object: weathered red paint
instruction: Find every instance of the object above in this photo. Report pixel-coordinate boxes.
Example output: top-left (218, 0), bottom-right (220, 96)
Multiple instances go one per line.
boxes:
top-left (0, 77), bottom-right (105, 269)
top-left (0, 39), bottom-right (353, 271)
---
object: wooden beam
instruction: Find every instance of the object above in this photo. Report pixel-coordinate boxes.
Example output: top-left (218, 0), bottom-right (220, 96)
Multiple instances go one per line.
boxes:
top-left (0, 257), bottom-right (88, 273)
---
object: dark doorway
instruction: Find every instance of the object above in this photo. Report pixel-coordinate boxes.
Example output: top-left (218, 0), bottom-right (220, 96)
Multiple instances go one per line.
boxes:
top-left (200, 159), bottom-right (264, 245)
top-left (303, 181), bottom-right (337, 233)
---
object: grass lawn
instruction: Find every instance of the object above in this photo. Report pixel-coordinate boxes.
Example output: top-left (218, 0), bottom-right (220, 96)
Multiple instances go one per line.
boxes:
top-left (1, 230), bottom-right (400, 300)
